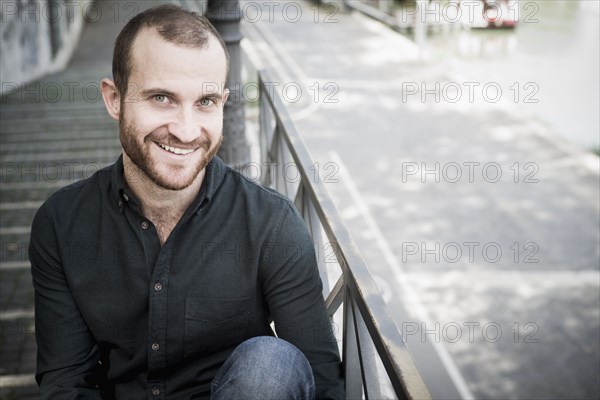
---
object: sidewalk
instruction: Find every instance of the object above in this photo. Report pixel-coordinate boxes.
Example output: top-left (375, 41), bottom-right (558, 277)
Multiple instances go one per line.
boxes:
top-left (241, 2), bottom-right (599, 399)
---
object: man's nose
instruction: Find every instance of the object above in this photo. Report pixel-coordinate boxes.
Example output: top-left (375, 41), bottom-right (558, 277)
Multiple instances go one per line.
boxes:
top-left (168, 108), bottom-right (201, 143)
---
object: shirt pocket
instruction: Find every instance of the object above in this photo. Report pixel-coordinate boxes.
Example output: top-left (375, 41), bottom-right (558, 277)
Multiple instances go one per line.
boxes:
top-left (184, 297), bottom-right (251, 358)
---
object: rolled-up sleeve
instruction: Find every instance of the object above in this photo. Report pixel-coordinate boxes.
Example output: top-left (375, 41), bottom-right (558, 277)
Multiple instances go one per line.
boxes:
top-left (29, 202), bottom-right (104, 399)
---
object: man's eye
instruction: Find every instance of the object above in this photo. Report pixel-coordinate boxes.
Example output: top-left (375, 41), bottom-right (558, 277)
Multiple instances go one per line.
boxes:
top-left (154, 95), bottom-right (168, 103)
top-left (199, 98), bottom-right (213, 107)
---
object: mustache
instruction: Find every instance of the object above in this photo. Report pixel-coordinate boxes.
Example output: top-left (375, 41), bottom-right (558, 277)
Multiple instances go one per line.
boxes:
top-left (145, 132), bottom-right (211, 150)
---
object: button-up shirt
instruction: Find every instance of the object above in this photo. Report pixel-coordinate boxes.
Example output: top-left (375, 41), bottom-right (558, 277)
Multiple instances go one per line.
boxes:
top-left (30, 156), bottom-right (344, 399)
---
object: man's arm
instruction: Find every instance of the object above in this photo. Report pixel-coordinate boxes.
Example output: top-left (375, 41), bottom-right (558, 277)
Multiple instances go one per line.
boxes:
top-left (29, 204), bottom-right (104, 399)
top-left (261, 203), bottom-right (345, 400)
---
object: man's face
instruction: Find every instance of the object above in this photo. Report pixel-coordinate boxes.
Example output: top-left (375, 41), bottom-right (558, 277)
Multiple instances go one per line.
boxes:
top-left (119, 28), bottom-right (228, 191)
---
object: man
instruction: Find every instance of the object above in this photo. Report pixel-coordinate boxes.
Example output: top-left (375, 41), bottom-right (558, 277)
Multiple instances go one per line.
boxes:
top-left (30, 5), bottom-right (344, 399)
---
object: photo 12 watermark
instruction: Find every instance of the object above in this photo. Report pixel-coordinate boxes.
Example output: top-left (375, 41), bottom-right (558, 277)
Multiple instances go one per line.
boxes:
top-left (401, 241), bottom-right (540, 264)
top-left (1, 1), bottom-right (341, 25)
top-left (400, 321), bottom-right (540, 344)
top-left (396, 0), bottom-right (539, 27)
top-left (224, 1), bottom-right (340, 24)
top-left (236, 161), bottom-right (339, 185)
top-left (1, 239), bottom-right (30, 264)
top-left (401, 82), bottom-right (540, 104)
top-left (1, 1), bottom-right (139, 24)
top-left (1, 161), bottom-right (106, 184)
top-left (1, 80), bottom-right (341, 105)
top-left (401, 161), bottom-right (539, 184)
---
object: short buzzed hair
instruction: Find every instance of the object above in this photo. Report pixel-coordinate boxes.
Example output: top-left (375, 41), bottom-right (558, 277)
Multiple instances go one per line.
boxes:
top-left (112, 4), bottom-right (229, 97)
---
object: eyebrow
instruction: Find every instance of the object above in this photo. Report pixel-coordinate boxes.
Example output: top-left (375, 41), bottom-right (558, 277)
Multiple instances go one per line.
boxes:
top-left (140, 88), bottom-right (223, 101)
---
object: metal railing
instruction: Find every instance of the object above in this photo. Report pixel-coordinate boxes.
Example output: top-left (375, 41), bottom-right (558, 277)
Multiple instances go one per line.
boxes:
top-left (257, 69), bottom-right (431, 400)
top-left (343, 0), bottom-right (398, 27)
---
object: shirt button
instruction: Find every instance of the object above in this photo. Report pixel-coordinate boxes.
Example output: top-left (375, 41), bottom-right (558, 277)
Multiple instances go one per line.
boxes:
top-left (141, 221), bottom-right (149, 230)
top-left (122, 193), bottom-right (129, 202)
top-left (151, 387), bottom-right (160, 396)
top-left (152, 343), bottom-right (160, 351)
top-left (154, 282), bottom-right (163, 292)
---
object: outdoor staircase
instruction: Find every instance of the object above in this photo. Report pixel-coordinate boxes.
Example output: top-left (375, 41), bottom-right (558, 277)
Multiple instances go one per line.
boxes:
top-left (1, 38), bottom-right (119, 400)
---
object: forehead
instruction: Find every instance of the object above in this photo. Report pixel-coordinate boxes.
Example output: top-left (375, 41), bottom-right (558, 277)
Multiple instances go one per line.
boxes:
top-left (129, 28), bottom-right (228, 90)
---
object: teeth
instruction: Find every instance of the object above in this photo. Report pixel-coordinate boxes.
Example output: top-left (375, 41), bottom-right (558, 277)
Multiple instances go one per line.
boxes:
top-left (158, 143), bottom-right (194, 155)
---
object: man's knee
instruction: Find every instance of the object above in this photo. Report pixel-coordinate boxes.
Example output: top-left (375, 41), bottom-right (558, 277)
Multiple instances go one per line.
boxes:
top-left (211, 336), bottom-right (315, 400)
top-left (234, 336), bottom-right (307, 364)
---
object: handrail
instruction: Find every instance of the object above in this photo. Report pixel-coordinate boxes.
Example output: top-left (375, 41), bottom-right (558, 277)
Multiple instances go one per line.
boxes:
top-left (257, 69), bottom-right (431, 400)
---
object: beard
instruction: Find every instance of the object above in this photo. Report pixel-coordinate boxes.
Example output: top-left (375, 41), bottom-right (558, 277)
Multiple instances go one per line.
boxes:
top-left (119, 116), bottom-right (222, 191)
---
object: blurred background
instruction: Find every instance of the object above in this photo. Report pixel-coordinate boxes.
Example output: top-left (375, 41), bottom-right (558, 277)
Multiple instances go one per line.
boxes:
top-left (1, 0), bottom-right (598, 399)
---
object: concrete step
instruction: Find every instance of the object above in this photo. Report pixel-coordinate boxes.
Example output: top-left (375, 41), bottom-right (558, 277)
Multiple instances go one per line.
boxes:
top-left (1, 106), bottom-right (109, 120)
top-left (1, 113), bottom-right (116, 127)
top-left (2, 148), bottom-right (121, 163)
top-left (1, 137), bottom-right (120, 154)
top-left (0, 375), bottom-right (39, 399)
top-left (1, 129), bottom-right (117, 143)
top-left (0, 316), bottom-right (36, 375)
top-left (0, 208), bottom-right (36, 229)
top-left (1, 121), bottom-right (117, 136)
top-left (0, 268), bottom-right (33, 312)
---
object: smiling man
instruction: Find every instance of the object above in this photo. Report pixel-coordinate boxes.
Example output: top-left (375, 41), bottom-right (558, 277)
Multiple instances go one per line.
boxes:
top-left (29, 5), bottom-right (343, 399)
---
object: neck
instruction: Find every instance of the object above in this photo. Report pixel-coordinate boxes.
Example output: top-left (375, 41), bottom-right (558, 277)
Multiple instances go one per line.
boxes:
top-left (122, 153), bottom-right (205, 222)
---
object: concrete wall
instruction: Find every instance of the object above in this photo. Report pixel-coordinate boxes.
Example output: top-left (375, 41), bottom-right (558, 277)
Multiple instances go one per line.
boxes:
top-left (0, 0), bottom-right (93, 96)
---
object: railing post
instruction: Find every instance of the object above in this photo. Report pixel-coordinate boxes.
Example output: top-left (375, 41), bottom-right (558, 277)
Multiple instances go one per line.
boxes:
top-left (343, 288), bottom-right (363, 399)
top-left (353, 301), bottom-right (382, 399)
top-left (258, 75), bottom-right (275, 187)
top-left (206, 0), bottom-right (250, 167)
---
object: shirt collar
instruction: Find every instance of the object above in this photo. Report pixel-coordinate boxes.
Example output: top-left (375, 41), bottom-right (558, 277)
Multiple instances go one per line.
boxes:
top-left (189, 155), bottom-right (227, 215)
top-left (110, 154), bottom-right (227, 215)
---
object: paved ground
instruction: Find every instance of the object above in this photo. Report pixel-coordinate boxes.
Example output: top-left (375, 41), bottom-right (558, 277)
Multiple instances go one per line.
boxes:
top-left (241, 1), bottom-right (599, 399)
top-left (1, 0), bottom-right (599, 399)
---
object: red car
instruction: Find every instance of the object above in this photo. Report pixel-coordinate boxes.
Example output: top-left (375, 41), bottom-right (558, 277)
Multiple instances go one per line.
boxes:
top-left (460, 0), bottom-right (519, 29)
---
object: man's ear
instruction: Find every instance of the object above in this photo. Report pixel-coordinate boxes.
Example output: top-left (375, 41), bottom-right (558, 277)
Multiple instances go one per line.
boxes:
top-left (101, 78), bottom-right (121, 121)
top-left (222, 88), bottom-right (229, 106)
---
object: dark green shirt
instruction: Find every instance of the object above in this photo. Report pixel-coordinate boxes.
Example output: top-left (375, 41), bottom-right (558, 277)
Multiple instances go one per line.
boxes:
top-left (30, 156), bottom-right (344, 399)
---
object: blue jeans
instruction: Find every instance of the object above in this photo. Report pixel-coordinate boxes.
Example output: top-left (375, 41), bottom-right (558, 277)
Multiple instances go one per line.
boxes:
top-left (210, 336), bottom-right (316, 400)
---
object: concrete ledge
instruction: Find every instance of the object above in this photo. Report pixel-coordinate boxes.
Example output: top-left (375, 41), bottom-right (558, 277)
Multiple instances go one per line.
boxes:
top-left (0, 374), bottom-right (36, 388)
top-left (1, 0), bottom-right (93, 96)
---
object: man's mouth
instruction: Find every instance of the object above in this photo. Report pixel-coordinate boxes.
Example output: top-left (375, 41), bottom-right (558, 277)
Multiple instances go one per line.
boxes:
top-left (157, 143), bottom-right (195, 155)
